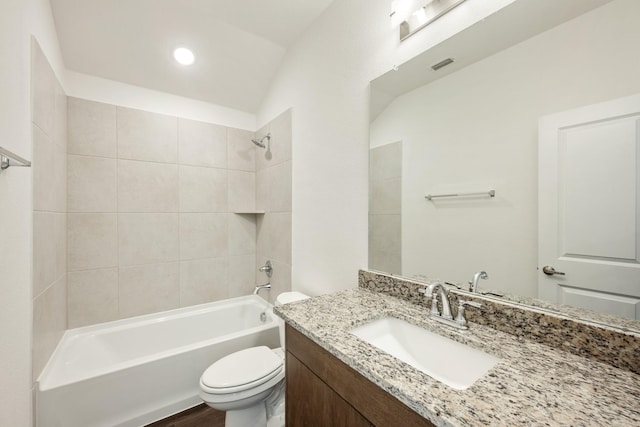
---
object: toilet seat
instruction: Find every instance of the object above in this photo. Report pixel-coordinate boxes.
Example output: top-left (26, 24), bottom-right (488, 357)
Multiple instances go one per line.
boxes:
top-left (200, 346), bottom-right (283, 395)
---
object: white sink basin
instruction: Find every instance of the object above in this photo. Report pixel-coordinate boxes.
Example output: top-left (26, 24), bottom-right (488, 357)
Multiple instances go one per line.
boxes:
top-left (350, 317), bottom-right (499, 390)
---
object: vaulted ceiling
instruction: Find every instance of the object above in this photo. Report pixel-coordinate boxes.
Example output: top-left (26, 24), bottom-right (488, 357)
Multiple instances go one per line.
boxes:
top-left (50, 0), bottom-right (335, 113)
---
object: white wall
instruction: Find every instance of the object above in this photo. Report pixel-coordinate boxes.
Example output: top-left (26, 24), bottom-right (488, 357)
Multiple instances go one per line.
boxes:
top-left (0, 0), bottom-right (64, 424)
top-left (370, 0), bottom-right (640, 297)
top-left (257, 0), bottom-right (515, 295)
top-left (65, 71), bottom-right (256, 131)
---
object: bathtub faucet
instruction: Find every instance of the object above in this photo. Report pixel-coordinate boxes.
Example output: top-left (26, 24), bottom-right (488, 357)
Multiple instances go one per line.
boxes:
top-left (253, 283), bottom-right (271, 296)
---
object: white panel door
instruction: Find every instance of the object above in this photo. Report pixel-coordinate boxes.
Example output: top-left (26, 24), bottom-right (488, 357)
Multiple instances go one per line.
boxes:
top-left (538, 94), bottom-right (640, 319)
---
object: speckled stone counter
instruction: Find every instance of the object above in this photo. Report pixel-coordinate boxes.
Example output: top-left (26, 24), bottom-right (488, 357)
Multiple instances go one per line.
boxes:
top-left (359, 270), bottom-right (640, 374)
top-left (275, 289), bottom-right (640, 427)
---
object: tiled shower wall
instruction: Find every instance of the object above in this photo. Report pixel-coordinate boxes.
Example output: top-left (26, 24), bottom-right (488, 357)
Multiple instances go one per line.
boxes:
top-left (369, 141), bottom-right (402, 274)
top-left (32, 39), bottom-right (68, 379)
top-left (256, 111), bottom-right (293, 302)
top-left (66, 100), bottom-right (293, 327)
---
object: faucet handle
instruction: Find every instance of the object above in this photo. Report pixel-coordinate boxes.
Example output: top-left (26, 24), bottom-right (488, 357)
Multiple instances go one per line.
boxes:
top-left (455, 300), bottom-right (482, 327)
top-left (419, 286), bottom-right (440, 316)
top-left (258, 260), bottom-right (273, 278)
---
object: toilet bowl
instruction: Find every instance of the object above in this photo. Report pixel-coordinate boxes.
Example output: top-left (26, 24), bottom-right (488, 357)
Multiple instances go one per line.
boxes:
top-left (199, 291), bottom-right (310, 427)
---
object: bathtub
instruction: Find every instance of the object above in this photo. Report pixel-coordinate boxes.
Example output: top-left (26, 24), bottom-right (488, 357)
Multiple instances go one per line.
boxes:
top-left (36, 295), bottom-right (280, 427)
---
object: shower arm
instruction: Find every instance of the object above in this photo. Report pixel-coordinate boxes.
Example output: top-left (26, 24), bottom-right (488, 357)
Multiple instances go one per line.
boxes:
top-left (251, 133), bottom-right (271, 148)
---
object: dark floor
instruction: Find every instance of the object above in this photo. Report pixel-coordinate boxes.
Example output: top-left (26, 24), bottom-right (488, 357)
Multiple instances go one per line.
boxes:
top-left (145, 404), bottom-right (225, 427)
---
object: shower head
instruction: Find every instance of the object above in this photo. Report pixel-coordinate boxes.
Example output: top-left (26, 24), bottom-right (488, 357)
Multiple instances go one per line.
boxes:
top-left (251, 133), bottom-right (271, 148)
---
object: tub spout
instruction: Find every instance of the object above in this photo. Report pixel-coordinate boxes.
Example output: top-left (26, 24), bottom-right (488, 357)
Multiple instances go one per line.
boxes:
top-left (254, 283), bottom-right (271, 296)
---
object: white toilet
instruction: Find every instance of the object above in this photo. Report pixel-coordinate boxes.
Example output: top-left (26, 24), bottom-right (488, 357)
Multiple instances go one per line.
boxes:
top-left (199, 291), bottom-right (310, 427)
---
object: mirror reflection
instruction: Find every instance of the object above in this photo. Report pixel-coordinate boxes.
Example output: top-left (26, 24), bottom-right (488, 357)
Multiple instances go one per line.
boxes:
top-left (369, 0), bottom-right (640, 324)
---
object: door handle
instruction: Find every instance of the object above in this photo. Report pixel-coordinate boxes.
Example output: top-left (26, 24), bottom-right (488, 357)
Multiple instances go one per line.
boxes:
top-left (542, 266), bottom-right (565, 276)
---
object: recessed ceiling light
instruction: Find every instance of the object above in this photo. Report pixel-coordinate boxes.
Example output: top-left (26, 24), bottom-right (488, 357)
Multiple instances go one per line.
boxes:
top-left (173, 47), bottom-right (195, 66)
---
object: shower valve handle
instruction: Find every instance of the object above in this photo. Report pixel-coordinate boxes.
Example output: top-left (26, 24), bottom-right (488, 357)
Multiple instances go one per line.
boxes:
top-left (259, 260), bottom-right (273, 278)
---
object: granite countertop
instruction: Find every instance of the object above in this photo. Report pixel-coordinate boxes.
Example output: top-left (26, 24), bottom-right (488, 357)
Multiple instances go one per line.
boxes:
top-left (275, 289), bottom-right (640, 427)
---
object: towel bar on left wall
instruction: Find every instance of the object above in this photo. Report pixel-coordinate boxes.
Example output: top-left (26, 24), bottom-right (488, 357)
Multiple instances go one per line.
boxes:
top-left (0, 146), bottom-right (31, 172)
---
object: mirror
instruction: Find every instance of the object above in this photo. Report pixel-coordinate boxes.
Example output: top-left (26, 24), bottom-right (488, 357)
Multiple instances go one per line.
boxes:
top-left (369, 0), bottom-right (640, 328)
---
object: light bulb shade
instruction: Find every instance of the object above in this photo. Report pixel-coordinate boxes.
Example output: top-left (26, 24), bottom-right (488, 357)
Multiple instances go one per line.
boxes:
top-left (173, 47), bottom-right (195, 65)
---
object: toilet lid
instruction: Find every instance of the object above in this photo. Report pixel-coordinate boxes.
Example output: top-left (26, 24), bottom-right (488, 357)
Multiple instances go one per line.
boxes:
top-left (276, 291), bottom-right (310, 305)
top-left (201, 346), bottom-right (283, 392)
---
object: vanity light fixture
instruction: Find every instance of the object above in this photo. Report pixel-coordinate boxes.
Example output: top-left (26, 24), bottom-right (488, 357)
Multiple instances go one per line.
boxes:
top-left (390, 0), bottom-right (419, 28)
top-left (173, 47), bottom-right (195, 66)
top-left (391, 0), bottom-right (467, 41)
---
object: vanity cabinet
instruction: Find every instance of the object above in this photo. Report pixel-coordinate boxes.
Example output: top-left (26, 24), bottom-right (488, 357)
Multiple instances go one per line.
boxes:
top-left (285, 324), bottom-right (435, 427)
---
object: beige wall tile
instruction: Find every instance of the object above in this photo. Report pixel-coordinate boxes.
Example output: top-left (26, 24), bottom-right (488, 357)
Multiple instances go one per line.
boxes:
top-left (33, 125), bottom-right (54, 212)
top-left (271, 213), bottom-right (292, 265)
top-left (180, 258), bottom-right (228, 306)
top-left (119, 263), bottom-right (179, 318)
top-left (256, 168), bottom-right (268, 212)
top-left (118, 213), bottom-right (179, 266)
top-left (52, 142), bottom-right (67, 213)
top-left (179, 166), bottom-right (227, 213)
top-left (33, 212), bottom-right (54, 297)
top-left (32, 275), bottom-right (66, 379)
top-left (257, 213), bottom-right (291, 265)
top-left (60, 98), bottom-right (296, 325)
top-left (180, 213), bottom-right (227, 260)
top-left (368, 246), bottom-right (401, 282)
top-left (33, 124), bottom-right (67, 213)
top-left (31, 39), bottom-right (56, 137)
top-left (370, 178), bottom-right (401, 214)
top-left (118, 159), bottom-right (178, 213)
top-left (68, 97), bottom-right (117, 158)
top-left (178, 118), bottom-right (227, 168)
top-left (68, 155), bottom-right (117, 213)
top-left (228, 213), bottom-right (256, 256)
top-left (254, 124), bottom-right (270, 172)
top-left (68, 213), bottom-right (118, 271)
top-left (257, 109), bottom-right (291, 170)
top-left (228, 170), bottom-right (255, 212)
top-left (53, 81), bottom-right (67, 150)
top-left (228, 255), bottom-right (257, 297)
top-left (227, 127), bottom-right (255, 171)
top-left (268, 161), bottom-right (292, 213)
top-left (33, 212), bottom-right (66, 297)
top-left (67, 269), bottom-right (119, 328)
top-left (368, 214), bottom-right (401, 273)
top-left (117, 107), bottom-right (177, 163)
top-left (370, 142), bottom-right (402, 182)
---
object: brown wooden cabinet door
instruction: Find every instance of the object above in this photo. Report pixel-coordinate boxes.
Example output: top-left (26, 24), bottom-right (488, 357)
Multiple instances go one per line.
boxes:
top-left (286, 353), bottom-right (371, 427)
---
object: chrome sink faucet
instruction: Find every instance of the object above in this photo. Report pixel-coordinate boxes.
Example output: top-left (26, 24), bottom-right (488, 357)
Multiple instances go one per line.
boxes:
top-left (420, 283), bottom-right (482, 330)
top-left (469, 271), bottom-right (488, 293)
top-left (423, 283), bottom-right (453, 320)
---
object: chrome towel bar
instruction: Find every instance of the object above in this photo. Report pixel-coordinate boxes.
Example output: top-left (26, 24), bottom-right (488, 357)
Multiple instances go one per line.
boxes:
top-left (425, 190), bottom-right (495, 201)
top-left (0, 146), bottom-right (31, 172)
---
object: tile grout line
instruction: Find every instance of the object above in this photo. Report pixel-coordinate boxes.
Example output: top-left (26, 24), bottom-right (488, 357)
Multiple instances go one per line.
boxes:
top-left (177, 117), bottom-right (182, 308)
top-left (115, 106), bottom-right (121, 321)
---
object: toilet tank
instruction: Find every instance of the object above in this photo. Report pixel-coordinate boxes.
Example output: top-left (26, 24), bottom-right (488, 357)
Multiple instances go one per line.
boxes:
top-left (275, 291), bottom-right (310, 306)
top-left (275, 292), bottom-right (310, 349)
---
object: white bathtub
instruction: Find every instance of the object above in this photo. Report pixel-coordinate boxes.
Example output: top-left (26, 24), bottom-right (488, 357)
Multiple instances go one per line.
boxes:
top-left (36, 295), bottom-right (280, 427)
